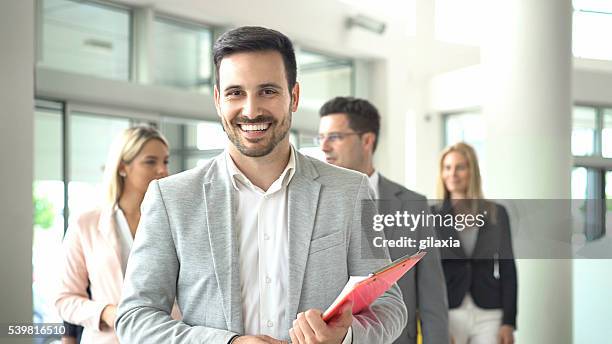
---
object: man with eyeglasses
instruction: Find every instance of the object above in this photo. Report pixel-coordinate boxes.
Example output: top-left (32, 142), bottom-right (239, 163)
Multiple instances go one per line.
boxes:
top-left (318, 96), bottom-right (450, 344)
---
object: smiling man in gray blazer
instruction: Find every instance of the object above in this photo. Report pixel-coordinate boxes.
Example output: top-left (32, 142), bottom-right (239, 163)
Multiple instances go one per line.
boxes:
top-left (115, 27), bottom-right (406, 344)
top-left (318, 97), bottom-right (449, 344)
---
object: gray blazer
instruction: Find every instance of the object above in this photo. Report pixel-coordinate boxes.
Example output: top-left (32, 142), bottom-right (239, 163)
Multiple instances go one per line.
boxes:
top-left (116, 152), bottom-right (407, 344)
top-left (378, 175), bottom-right (449, 344)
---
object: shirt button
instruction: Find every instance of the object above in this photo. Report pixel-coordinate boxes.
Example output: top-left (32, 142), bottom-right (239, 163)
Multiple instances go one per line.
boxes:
top-left (264, 233), bottom-right (270, 240)
top-left (265, 276), bottom-right (272, 284)
top-left (267, 320), bottom-right (274, 328)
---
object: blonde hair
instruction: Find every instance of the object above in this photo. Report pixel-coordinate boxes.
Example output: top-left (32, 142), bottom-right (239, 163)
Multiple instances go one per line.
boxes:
top-left (102, 126), bottom-right (169, 206)
top-left (436, 142), bottom-right (484, 200)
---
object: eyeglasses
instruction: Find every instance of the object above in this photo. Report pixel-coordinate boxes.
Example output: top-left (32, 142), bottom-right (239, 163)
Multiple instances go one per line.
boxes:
top-left (314, 132), bottom-right (363, 145)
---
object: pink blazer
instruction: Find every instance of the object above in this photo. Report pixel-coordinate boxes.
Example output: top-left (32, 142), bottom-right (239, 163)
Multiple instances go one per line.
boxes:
top-left (55, 207), bottom-right (180, 344)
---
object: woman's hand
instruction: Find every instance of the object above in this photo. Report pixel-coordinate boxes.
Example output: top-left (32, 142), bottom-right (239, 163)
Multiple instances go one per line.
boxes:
top-left (100, 304), bottom-right (117, 330)
top-left (498, 324), bottom-right (514, 344)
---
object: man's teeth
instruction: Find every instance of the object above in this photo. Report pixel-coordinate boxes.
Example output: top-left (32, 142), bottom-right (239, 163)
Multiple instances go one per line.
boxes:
top-left (240, 123), bottom-right (270, 131)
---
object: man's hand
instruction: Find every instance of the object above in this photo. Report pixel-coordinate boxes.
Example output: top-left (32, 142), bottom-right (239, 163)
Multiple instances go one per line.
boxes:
top-left (498, 325), bottom-right (514, 344)
top-left (100, 304), bottom-right (117, 330)
top-left (233, 335), bottom-right (287, 344)
top-left (289, 301), bottom-right (353, 344)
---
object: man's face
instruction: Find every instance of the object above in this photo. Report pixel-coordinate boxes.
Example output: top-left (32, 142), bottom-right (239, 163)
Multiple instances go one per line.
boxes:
top-left (318, 113), bottom-right (367, 171)
top-left (214, 50), bottom-right (299, 157)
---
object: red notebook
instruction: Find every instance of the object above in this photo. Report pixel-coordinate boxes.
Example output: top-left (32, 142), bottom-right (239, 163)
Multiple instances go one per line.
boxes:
top-left (322, 251), bottom-right (427, 322)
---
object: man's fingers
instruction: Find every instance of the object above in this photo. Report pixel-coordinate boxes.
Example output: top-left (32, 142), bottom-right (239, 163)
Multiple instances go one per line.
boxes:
top-left (292, 317), bottom-right (307, 343)
top-left (289, 329), bottom-right (299, 344)
top-left (297, 312), bottom-right (317, 341)
top-left (303, 309), bottom-right (327, 334)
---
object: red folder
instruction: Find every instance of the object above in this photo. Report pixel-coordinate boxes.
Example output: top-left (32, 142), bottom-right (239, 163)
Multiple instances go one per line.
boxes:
top-left (322, 251), bottom-right (427, 322)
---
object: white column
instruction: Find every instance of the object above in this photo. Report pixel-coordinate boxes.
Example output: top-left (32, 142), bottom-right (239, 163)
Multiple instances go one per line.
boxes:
top-left (482, 1), bottom-right (573, 343)
top-left (409, 0), bottom-right (437, 195)
top-left (0, 0), bottom-right (35, 329)
top-left (371, 53), bottom-right (411, 184)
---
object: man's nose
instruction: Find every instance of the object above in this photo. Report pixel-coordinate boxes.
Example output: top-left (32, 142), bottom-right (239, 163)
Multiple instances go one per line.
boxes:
top-left (242, 95), bottom-right (260, 119)
top-left (320, 137), bottom-right (332, 152)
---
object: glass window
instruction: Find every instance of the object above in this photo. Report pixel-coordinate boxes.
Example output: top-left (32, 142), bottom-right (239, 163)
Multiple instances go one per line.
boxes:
top-left (69, 113), bottom-right (130, 218)
top-left (573, 0), bottom-right (612, 60)
top-left (161, 118), bottom-right (227, 173)
top-left (443, 111), bottom-right (485, 154)
top-left (289, 131), bottom-right (299, 148)
top-left (572, 167), bottom-right (588, 199)
top-left (571, 167), bottom-right (606, 241)
top-left (604, 171), bottom-right (612, 236)
top-left (298, 132), bottom-right (325, 161)
top-left (196, 122), bottom-right (228, 151)
top-left (297, 50), bottom-right (353, 109)
top-left (154, 17), bottom-right (213, 92)
top-left (39, 0), bottom-right (131, 80)
top-left (572, 106), bottom-right (597, 156)
top-left (601, 109), bottom-right (612, 157)
top-left (33, 103), bottom-right (64, 326)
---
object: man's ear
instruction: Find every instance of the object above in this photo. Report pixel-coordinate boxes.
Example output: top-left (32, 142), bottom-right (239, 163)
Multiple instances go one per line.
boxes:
top-left (213, 84), bottom-right (221, 118)
top-left (362, 132), bottom-right (376, 153)
top-left (290, 82), bottom-right (300, 112)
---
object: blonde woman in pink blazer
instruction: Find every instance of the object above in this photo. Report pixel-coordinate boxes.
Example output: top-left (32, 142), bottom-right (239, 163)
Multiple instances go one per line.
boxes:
top-left (56, 126), bottom-right (178, 344)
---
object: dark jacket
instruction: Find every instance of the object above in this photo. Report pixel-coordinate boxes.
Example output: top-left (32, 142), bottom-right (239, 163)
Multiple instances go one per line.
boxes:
top-left (432, 201), bottom-right (518, 328)
top-left (378, 175), bottom-right (449, 344)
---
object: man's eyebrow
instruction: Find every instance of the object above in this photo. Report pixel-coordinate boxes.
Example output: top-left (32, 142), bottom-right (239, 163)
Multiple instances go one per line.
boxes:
top-left (258, 83), bottom-right (283, 89)
top-left (143, 155), bottom-right (159, 159)
top-left (223, 85), bottom-right (243, 92)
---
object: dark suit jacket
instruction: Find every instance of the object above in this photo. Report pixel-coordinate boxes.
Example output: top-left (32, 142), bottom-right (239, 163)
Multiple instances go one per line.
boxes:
top-left (378, 174), bottom-right (450, 344)
top-left (433, 201), bottom-right (518, 328)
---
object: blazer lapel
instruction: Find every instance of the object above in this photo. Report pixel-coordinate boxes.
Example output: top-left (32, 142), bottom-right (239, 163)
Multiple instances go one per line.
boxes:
top-left (203, 154), bottom-right (243, 333)
top-left (286, 154), bottom-right (321, 330)
top-left (97, 206), bottom-right (124, 282)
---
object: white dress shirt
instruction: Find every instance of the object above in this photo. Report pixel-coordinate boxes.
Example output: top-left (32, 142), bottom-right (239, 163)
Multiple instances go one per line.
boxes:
top-left (367, 170), bottom-right (380, 200)
top-left (226, 148), bottom-right (295, 338)
top-left (226, 147), bottom-right (352, 343)
top-left (114, 207), bottom-right (134, 276)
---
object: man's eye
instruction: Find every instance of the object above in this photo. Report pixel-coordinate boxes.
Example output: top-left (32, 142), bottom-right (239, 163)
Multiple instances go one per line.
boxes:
top-left (262, 88), bottom-right (277, 95)
top-left (145, 160), bottom-right (156, 165)
top-left (226, 90), bottom-right (242, 97)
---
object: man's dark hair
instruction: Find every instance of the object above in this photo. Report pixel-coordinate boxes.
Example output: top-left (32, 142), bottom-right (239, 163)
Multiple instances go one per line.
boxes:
top-left (213, 26), bottom-right (297, 91)
top-left (319, 96), bottom-right (381, 152)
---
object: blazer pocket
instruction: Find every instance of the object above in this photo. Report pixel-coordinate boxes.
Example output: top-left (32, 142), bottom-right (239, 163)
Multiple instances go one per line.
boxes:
top-left (309, 230), bottom-right (345, 255)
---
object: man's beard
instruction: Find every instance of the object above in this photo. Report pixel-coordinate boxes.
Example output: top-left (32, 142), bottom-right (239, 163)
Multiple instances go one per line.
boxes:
top-left (223, 111), bottom-right (292, 158)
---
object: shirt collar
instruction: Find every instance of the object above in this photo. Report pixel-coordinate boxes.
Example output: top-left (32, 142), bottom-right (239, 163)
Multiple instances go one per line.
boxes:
top-left (367, 170), bottom-right (380, 199)
top-left (225, 145), bottom-right (296, 194)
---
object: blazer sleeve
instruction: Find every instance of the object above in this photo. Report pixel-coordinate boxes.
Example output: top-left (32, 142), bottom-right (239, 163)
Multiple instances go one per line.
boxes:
top-left (347, 176), bottom-right (408, 344)
top-left (115, 180), bottom-right (238, 344)
top-left (498, 205), bottom-right (518, 328)
top-left (55, 216), bottom-right (108, 331)
top-left (415, 201), bottom-right (450, 344)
